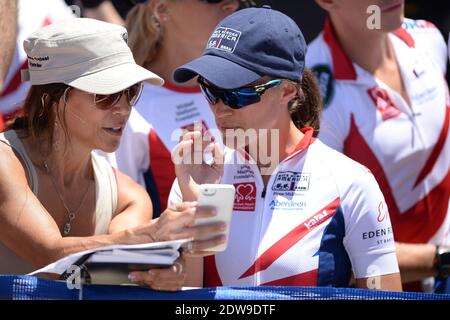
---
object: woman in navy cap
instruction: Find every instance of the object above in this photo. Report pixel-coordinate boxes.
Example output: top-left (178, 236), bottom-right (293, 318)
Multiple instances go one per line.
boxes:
top-left (170, 7), bottom-right (402, 290)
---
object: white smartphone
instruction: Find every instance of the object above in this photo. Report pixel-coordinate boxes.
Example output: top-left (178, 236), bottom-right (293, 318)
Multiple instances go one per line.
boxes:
top-left (195, 184), bottom-right (236, 252)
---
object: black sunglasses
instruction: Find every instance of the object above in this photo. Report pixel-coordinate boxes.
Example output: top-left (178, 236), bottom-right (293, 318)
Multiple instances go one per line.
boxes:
top-left (198, 77), bottom-right (282, 109)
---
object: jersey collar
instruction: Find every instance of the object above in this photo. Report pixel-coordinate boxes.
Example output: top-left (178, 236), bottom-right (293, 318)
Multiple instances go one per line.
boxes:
top-left (163, 81), bottom-right (201, 93)
top-left (236, 127), bottom-right (315, 164)
top-left (322, 17), bottom-right (416, 82)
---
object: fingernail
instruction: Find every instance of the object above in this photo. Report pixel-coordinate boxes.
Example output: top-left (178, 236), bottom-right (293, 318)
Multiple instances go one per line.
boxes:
top-left (212, 209), bottom-right (218, 215)
top-left (219, 223), bottom-right (227, 231)
top-left (219, 235), bottom-right (227, 242)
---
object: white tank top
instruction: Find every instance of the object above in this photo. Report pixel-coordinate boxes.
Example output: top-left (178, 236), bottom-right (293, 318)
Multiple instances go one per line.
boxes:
top-left (0, 130), bottom-right (118, 274)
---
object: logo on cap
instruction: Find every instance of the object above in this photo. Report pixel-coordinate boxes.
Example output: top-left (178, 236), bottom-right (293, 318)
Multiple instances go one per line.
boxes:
top-left (122, 32), bottom-right (128, 44)
top-left (207, 27), bottom-right (241, 53)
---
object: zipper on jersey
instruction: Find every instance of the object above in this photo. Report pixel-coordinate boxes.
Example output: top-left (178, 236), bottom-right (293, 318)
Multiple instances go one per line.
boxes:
top-left (254, 172), bottom-right (276, 286)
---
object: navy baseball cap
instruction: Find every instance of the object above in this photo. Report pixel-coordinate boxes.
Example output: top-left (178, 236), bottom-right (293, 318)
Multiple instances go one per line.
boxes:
top-left (174, 6), bottom-right (307, 89)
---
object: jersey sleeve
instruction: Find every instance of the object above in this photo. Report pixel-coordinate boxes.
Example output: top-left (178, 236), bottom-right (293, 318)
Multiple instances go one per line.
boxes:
top-left (318, 100), bottom-right (349, 153)
top-left (341, 166), bottom-right (399, 279)
top-left (410, 20), bottom-right (448, 75)
top-left (167, 178), bottom-right (183, 208)
top-left (109, 109), bottom-right (151, 188)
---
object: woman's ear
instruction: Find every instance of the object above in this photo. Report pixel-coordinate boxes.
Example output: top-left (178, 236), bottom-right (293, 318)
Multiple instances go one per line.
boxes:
top-left (220, 0), bottom-right (240, 14)
top-left (150, 0), bottom-right (170, 23)
top-left (280, 81), bottom-right (298, 105)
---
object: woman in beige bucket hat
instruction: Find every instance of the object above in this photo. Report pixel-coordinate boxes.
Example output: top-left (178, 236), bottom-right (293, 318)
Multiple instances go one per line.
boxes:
top-left (0, 18), bottom-right (225, 290)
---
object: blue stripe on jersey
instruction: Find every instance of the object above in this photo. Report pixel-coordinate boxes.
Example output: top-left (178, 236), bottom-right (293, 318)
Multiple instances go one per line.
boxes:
top-left (317, 206), bottom-right (351, 287)
top-left (143, 168), bottom-right (161, 219)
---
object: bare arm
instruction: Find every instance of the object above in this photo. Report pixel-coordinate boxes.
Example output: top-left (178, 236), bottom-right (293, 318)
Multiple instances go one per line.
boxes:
top-left (356, 273), bottom-right (403, 291)
top-left (0, 143), bottom-right (149, 268)
top-left (0, 0), bottom-right (18, 93)
top-left (0, 141), bottom-right (226, 270)
top-left (396, 242), bottom-right (439, 283)
top-left (108, 169), bottom-right (153, 234)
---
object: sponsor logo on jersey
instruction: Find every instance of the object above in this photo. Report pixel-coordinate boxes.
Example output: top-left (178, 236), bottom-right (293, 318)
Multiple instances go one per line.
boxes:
top-left (269, 199), bottom-right (307, 211)
top-left (234, 164), bottom-right (255, 180)
top-left (362, 227), bottom-right (393, 240)
top-left (377, 201), bottom-right (389, 222)
top-left (304, 210), bottom-right (331, 230)
top-left (207, 27), bottom-right (241, 53)
top-left (271, 171), bottom-right (310, 193)
top-left (367, 87), bottom-right (401, 121)
top-left (233, 182), bottom-right (256, 212)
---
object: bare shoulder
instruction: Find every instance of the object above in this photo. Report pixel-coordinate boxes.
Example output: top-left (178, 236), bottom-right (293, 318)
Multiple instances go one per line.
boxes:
top-left (0, 139), bottom-right (28, 191)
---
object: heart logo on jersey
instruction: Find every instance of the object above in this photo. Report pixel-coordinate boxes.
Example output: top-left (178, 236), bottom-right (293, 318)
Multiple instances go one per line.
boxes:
top-left (236, 184), bottom-right (255, 201)
top-left (233, 182), bottom-right (256, 212)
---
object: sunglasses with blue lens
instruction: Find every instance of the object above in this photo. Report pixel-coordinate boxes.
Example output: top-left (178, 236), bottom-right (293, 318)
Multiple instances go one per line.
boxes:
top-left (198, 77), bottom-right (282, 109)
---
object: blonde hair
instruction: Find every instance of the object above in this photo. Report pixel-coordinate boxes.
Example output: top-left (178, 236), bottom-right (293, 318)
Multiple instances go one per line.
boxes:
top-left (126, 2), bottom-right (167, 67)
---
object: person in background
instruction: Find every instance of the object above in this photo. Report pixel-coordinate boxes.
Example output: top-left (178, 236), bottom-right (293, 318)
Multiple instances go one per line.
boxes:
top-left (79, 0), bottom-right (127, 25)
top-left (0, 0), bottom-right (18, 95)
top-left (170, 7), bottom-right (402, 291)
top-left (103, 0), bottom-right (246, 217)
top-left (307, 0), bottom-right (449, 291)
top-left (0, 0), bottom-right (75, 131)
top-left (0, 18), bottom-right (226, 291)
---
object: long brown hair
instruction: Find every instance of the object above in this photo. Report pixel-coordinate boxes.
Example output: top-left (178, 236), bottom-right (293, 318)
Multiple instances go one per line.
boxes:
top-left (6, 83), bottom-right (70, 153)
top-left (126, 1), bottom-right (167, 67)
top-left (288, 68), bottom-right (323, 137)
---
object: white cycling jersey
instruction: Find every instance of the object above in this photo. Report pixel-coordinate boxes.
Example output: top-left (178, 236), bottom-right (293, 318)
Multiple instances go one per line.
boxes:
top-left (307, 18), bottom-right (450, 246)
top-left (169, 128), bottom-right (399, 287)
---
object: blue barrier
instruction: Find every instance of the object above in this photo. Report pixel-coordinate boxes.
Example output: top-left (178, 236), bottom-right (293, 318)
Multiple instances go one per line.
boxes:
top-left (1, 275), bottom-right (449, 300)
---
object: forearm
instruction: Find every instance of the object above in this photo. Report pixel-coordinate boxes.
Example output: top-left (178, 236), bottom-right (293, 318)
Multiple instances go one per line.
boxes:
top-left (35, 221), bottom-right (158, 268)
top-left (0, 0), bottom-right (18, 92)
top-left (396, 242), bottom-right (438, 283)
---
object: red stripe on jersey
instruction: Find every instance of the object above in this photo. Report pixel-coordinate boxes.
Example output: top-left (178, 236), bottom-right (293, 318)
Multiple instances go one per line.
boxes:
top-left (322, 17), bottom-right (357, 81)
top-left (148, 129), bottom-right (176, 212)
top-left (344, 114), bottom-right (400, 216)
top-left (413, 106), bottom-right (450, 188)
top-left (285, 127), bottom-right (315, 161)
top-left (163, 82), bottom-right (201, 94)
top-left (1, 18), bottom-right (52, 98)
top-left (0, 60), bottom-right (28, 97)
top-left (343, 114), bottom-right (449, 243)
top-left (261, 269), bottom-right (318, 287)
top-left (393, 27), bottom-right (415, 48)
top-left (239, 197), bottom-right (340, 280)
top-left (394, 171), bottom-right (450, 243)
top-left (0, 114), bottom-right (4, 132)
top-left (203, 255), bottom-right (223, 287)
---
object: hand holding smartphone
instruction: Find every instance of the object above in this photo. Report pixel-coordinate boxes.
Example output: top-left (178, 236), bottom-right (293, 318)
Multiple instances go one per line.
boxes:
top-left (195, 184), bottom-right (235, 252)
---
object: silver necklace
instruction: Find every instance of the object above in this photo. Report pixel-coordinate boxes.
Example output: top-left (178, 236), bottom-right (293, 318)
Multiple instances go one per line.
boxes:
top-left (43, 161), bottom-right (91, 236)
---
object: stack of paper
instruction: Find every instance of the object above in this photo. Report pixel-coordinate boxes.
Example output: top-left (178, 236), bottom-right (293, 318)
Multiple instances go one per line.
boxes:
top-left (30, 239), bottom-right (190, 285)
